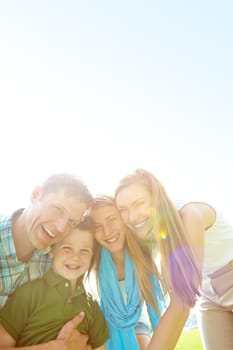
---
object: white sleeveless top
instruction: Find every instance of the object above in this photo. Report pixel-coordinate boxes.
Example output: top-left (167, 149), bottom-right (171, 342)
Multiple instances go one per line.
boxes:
top-left (175, 200), bottom-right (233, 276)
top-left (118, 280), bottom-right (151, 327)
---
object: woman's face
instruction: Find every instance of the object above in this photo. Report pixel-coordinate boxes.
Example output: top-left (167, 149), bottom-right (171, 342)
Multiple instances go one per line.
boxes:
top-left (115, 183), bottom-right (155, 239)
top-left (90, 205), bottom-right (126, 254)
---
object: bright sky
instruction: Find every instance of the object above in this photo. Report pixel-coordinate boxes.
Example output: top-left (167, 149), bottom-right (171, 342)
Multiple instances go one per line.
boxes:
top-left (0, 1), bottom-right (232, 224)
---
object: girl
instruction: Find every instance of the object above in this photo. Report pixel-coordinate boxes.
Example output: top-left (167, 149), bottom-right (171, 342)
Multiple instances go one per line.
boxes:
top-left (89, 195), bottom-right (166, 350)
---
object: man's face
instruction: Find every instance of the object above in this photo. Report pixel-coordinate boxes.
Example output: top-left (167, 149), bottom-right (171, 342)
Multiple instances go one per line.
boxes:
top-left (25, 187), bottom-right (88, 250)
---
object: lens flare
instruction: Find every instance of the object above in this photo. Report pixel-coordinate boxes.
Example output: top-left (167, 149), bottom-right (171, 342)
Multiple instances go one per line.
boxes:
top-left (159, 230), bottom-right (167, 240)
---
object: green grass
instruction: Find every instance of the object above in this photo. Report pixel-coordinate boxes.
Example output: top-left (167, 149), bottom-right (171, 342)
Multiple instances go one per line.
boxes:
top-left (175, 328), bottom-right (203, 350)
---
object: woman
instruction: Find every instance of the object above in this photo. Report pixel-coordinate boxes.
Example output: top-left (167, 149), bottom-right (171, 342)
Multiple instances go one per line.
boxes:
top-left (89, 195), bottom-right (166, 350)
top-left (115, 168), bottom-right (233, 350)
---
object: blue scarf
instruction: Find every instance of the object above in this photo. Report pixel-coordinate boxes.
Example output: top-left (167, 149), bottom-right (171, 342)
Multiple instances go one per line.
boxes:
top-left (99, 248), bottom-right (166, 350)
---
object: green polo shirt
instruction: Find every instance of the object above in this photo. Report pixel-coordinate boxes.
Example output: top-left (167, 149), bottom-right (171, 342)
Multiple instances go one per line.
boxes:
top-left (0, 269), bottom-right (109, 347)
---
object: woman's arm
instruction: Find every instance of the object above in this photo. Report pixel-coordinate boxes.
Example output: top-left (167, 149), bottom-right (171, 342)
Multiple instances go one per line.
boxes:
top-left (147, 297), bottom-right (190, 350)
top-left (147, 203), bottom-right (214, 350)
top-left (179, 202), bottom-right (215, 272)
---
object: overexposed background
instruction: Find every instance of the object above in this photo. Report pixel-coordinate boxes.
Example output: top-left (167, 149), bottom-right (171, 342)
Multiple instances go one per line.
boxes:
top-left (0, 1), bottom-right (232, 224)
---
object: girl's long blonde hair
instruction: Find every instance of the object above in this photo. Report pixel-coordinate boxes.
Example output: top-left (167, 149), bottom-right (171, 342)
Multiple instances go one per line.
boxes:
top-left (115, 169), bottom-right (201, 307)
top-left (90, 195), bottom-right (163, 315)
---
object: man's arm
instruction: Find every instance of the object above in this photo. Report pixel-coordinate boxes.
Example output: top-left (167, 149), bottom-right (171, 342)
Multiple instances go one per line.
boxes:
top-left (93, 345), bottom-right (106, 350)
top-left (0, 313), bottom-right (91, 350)
top-left (58, 313), bottom-right (92, 350)
top-left (0, 324), bottom-right (64, 350)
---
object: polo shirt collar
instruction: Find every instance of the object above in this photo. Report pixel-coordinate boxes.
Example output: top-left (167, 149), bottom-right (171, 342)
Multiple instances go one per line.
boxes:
top-left (44, 268), bottom-right (85, 297)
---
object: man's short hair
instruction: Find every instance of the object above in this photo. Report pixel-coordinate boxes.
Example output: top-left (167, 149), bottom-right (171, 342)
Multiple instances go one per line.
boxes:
top-left (41, 173), bottom-right (93, 205)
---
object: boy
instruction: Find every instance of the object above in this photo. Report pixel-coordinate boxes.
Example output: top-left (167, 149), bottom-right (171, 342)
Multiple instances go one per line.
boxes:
top-left (0, 219), bottom-right (109, 350)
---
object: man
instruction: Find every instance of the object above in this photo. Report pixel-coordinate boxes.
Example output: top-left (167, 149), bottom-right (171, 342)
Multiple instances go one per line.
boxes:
top-left (0, 173), bottom-right (93, 350)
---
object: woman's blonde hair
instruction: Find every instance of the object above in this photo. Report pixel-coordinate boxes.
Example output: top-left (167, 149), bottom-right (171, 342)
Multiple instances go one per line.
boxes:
top-left (115, 169), bottom-right (201, 307)
top-left (90, 195), bottom-right (162, 315)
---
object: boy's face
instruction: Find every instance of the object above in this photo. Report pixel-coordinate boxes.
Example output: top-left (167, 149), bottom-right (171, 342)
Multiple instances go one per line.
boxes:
top-left (50, 228), bottom-right (94, 283)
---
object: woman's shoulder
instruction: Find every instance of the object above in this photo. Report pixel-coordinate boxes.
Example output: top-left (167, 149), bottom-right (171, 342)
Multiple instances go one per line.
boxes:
top-left (174, 199), bottom-right (215, 213)
top-left (174, 200), bottom-right (216, 229)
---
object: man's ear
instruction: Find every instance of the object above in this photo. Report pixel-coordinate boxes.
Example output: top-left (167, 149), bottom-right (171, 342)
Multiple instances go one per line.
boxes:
top-left (31, 186), bottom-right (42, 202)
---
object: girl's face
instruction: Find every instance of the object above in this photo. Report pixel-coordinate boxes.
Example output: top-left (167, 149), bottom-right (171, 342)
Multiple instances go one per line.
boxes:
top-left (115, 183), bottom-right (155, 239)
top-left (90, 205), bottom-right (126, 254)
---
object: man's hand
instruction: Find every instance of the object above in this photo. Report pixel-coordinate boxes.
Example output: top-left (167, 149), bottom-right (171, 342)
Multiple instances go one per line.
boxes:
top-left (57, 312), bottom-right (92, 350)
